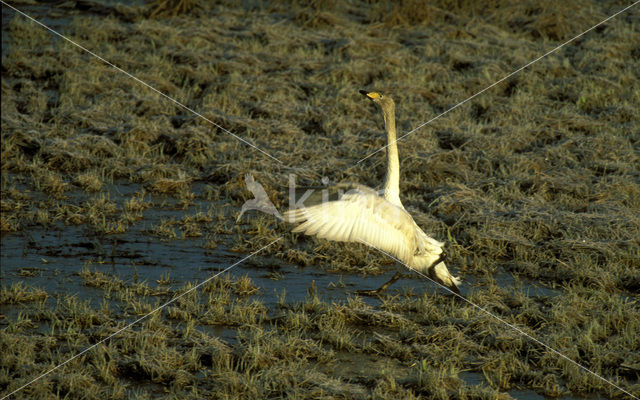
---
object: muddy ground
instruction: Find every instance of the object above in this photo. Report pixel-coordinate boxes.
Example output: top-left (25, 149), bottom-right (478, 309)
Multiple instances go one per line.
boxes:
top-left (1, 0), bottom-right (639, 399)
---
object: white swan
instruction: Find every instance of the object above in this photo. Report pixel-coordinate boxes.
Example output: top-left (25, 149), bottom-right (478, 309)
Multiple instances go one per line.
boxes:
top-left (284, 90), bottom-right (461, 295)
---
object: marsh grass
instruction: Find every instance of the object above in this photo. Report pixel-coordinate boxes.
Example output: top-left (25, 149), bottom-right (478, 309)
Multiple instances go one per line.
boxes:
top-left (2, 0), bottom-right (639, 398)
top-left (0, 282), bottom-right (48, 305)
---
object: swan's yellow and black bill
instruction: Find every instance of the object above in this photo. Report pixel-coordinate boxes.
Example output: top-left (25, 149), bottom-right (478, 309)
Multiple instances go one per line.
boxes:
top-left (359, 90), bottom-right (381, 99)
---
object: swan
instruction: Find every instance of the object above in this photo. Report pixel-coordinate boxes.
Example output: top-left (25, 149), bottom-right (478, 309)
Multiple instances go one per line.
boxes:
top-left (284, 90), bottom-right (461, 295)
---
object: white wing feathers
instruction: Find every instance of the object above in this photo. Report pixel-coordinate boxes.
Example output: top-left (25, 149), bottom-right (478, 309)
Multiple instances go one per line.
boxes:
top-left (284, 189), bottom-right (439, 267)
top-left (285, 188), bottom-right (461, 293)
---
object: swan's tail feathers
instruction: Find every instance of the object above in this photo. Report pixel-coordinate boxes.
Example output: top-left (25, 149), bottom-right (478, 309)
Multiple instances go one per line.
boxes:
top-left (429, 261), bottom-right (461, 295)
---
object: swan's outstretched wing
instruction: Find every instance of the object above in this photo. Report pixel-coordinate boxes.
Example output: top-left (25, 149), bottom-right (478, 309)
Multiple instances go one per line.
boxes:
top-left (284, 189), bottom-right (418, 264)
top-left (285, 189), bottom-right (461, 293)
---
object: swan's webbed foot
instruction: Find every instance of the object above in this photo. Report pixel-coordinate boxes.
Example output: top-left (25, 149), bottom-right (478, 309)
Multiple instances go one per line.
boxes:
top-left (355, 272), bottom-right (402, 296)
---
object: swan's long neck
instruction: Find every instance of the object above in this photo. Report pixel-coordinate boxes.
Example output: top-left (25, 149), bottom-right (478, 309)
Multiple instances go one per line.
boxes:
top-left (381, 104), bottom-right (403, 207)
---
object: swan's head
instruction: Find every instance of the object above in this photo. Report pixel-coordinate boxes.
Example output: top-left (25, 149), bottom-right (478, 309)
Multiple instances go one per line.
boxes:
top-left (359, 90), bottom-right (395, 111)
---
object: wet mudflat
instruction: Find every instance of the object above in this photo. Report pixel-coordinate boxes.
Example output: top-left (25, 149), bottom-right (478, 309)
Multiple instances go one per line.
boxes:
top-left (1, 1), bottom-right (639, 399)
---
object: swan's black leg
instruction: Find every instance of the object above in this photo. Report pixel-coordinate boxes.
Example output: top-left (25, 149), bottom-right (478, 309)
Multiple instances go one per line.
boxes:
top-left (355, 272), bottom-right (403, 296)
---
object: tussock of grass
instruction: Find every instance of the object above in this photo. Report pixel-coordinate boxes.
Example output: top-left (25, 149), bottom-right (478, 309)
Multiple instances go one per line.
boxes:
top-left (0, 282), bottom-right (48, 305)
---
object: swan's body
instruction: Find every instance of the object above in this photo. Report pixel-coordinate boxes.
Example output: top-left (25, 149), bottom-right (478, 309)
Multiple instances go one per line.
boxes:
top-left (284, 91), bottom-right (461, 294)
